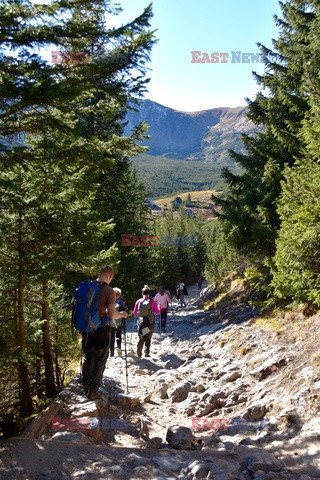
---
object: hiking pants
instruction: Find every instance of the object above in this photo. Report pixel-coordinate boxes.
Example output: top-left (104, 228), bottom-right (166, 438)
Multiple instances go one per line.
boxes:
top-left (179, 293), bottom-right (186, 307)
top-left (137, 322), bottom-right (155, 356)
top-left (81, 325), bottom-right (110, 391)
top-left (160, 308), bottom-right (168, 333)
top-left (110, 325), bottom-right (122, 356)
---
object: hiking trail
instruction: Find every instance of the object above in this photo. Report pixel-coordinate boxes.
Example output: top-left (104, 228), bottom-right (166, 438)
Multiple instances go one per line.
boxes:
top-left (1, 281), bottom-right (320, 480)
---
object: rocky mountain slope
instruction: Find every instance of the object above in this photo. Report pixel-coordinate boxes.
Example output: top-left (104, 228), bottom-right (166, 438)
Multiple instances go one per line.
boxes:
top-left (125, 99), bottom-right (257, 163)
top-left (1, 280), bottom-right (320, 480)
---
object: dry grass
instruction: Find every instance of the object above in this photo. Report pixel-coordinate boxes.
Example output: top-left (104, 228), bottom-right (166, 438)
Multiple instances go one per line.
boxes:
top-left (238, 346), bottom-right (249, 356)
top-left (155, 189), bottom-right (220, 204)
top-left (251, 313), bottom-right (287, 334)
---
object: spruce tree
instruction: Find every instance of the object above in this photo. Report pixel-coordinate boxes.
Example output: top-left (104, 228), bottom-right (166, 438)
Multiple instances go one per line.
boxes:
top-left (215, 1), bottom-right (314, 258)
top-left (271, 2), bottom-right (320, 306)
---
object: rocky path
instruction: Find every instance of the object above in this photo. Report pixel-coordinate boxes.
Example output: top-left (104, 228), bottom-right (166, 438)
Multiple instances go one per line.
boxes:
top-left (1, 283), bottom-right (320, 480)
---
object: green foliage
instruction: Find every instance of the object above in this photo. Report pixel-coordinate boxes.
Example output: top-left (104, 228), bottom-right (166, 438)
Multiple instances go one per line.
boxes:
top-left (205, 1), bottom-right (320, 315)
top-left (172, 197), bottom-right (183, 211)
top-left (272, 160), bottom-right (320, 307)
top-left (94, 157), bottom-right (157, 306)
top-left (270, 3), bottom-right (320, 308)
top-left (0, 0), bottom-right (156, 426)
top-left (151, 210), bottom-right (206, 291)
top-left (48, 281), bottom-right (80, 389)
top-left (133, 153), bottom-right (233, 197)
top-left (216, 1), bottom-right (314, 259)
top-left (203, 221), bottom-right (241, 282)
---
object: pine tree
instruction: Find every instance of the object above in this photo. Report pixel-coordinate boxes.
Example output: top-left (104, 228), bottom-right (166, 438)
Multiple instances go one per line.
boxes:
top-left (215, 1), bottom-right (314, 259)
top-left (271, 2), bottom-right (320, 306)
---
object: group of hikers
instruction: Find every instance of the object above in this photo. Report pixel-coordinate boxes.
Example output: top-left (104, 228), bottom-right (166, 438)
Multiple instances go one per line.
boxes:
top-left (75, 265), bottom-right (204, 400)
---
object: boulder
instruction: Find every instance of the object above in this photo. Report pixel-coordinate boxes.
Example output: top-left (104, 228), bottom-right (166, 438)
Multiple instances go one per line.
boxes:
top-left (159, 353), bottom-right (185, 369)
top-left (250, 356), bottom-right (287, 381)
top-left (167, 380), bottom-right (195, 402)
top-left (245, 452), bottom-right (284, 473)
top-left (115, 394), bottom-right (140, 408)
top-left (166, 425), bottom-right (194, 450)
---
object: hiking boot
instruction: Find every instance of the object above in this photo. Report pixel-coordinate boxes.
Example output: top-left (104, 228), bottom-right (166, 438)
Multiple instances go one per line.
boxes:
top-left (117, 348), bottom-right (122, 356)
top-left (87, 389), bottom-right (103, 401)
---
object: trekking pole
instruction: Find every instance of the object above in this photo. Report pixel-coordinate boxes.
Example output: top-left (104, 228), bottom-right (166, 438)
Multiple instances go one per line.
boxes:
top-left (79, 349), bottom-right (83, 383)
top-left (123, 318), bottom-right (129, 393)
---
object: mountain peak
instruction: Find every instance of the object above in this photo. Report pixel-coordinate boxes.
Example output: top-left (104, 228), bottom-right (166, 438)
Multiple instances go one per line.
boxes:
top-left (125, 99), bottom-right (255, 160)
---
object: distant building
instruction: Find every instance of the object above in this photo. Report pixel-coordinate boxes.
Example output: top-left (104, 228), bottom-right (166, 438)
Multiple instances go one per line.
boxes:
top-left (145, 197), bottom-right (161, 211)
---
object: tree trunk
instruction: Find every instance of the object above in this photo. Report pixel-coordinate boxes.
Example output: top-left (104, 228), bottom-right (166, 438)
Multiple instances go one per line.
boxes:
top-left (55, 352), bottom-right (61, 391)
top-left (17, 217), bottom-right (33, 416)
top-left (42, 279), bottom-right (57, 397)
top-left (35, 343), bottom-right (43, 399)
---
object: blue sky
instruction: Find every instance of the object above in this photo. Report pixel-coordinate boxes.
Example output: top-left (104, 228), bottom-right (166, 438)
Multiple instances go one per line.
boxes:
top-left (109, 0), bottom-right (282, 111)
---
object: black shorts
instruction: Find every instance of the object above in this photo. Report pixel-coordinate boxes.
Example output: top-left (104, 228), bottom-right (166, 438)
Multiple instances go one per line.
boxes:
top-left (82, 325), bottom-right (110, 351)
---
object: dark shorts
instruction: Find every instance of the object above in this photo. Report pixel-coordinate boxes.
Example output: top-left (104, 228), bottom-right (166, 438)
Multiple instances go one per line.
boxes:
top-left (82, 325), bottom-right (110, 351)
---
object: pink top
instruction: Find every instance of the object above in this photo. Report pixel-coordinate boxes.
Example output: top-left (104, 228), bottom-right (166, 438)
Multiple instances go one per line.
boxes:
top-left (154, 292), bottom-right (170, 309)
top-left (133, 295), bottom-right (161, 316)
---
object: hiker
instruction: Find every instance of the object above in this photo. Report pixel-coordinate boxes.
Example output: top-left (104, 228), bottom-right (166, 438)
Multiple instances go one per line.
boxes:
top-left (81, 265), bottom-right (128, 400)
top-left (177, 282), bottom-right (188, 307)
top-left (198, 276), bottom-right (203, 295)
top-left (109, 287), bottom-right (126, 357)
top-left (133, 285), bottom-right (160, 358)
top-left (149, 285), bottom-right (158, 299)
top-left (154, 286), bottom-right (171, 333)
top-left (120, 293), bottom-right (126, 306)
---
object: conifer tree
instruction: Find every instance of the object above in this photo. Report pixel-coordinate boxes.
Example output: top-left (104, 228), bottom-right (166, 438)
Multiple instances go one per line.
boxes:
top-left (0, 0), bottom-right (155, 420)
top-left (215, 1), bottom-right (314, 258)
top-left (271, 2), bottom-right (320, 306)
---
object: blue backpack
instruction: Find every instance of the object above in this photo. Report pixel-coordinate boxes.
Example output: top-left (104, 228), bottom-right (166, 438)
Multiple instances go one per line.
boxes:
top-left (72, 280), bottom-right (106, 332)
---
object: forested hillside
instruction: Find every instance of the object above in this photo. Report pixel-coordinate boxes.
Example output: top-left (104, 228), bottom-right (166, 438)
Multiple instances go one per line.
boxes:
top-left (132, 153), bottom-right (237, 197)
top-left (126, 101), bottom-right (256, 196)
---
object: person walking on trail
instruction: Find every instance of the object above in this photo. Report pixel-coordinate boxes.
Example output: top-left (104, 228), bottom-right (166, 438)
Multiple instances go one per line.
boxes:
top-left (177, 282), bottom-right (188, 308)
top-left (198, 276), bottom-right (204, 296)
top-left (133, 285), bottom-right (160, 358)
top-left (154, 286), bottom-right (171, 333)
top-left (82, 265), bottom-right (128, 400)
top-left (109, 287), bottom-right (126, 357)
top-left (149, 285), bottom-right (158, 299)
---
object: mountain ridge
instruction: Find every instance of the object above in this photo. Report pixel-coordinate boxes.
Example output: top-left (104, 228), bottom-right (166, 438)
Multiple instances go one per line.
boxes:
top-left (125, 99), bottom-right (256, 163)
